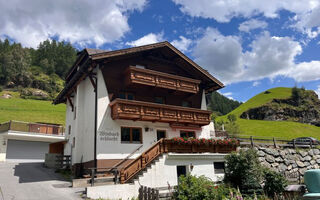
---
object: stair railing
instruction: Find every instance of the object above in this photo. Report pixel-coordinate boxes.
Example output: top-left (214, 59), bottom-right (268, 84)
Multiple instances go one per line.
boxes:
top-left (120, 139), bottom-right (165, 184)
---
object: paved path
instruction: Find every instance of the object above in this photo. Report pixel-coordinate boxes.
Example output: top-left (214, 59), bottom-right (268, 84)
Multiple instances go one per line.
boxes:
top-left (0, 162), bottom-right (84, 200)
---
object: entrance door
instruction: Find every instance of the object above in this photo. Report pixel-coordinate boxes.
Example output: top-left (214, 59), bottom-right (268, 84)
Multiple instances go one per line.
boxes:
top-left (157, 130), bottom-right (166, 141)
top-left (177, 165), bottom-right (187, 178)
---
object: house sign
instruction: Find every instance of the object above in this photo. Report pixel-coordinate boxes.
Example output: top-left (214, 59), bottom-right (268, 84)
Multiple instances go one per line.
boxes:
top-left (98, 130), bottom-right (119, 141)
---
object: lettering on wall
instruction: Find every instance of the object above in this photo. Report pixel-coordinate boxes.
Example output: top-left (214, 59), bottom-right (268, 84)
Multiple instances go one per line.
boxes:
top-left (98, 130), bottom-right (119, 141)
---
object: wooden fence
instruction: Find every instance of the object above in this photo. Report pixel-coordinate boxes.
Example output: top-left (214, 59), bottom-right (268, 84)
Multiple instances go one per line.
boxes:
top-left (138, 186), bottom-right (174, 200)
top-left (56, 155), bottom-right (71, 169)
top-left (232, 134), bottom-right (317, 148)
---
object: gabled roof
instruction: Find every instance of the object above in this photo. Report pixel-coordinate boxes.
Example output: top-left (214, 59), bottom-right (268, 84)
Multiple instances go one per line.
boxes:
top-left (54, 41), bottom-right (224, 104)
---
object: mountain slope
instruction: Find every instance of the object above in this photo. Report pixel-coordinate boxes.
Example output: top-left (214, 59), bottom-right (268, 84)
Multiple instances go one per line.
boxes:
top-left (0, 91), bottom-right (66, 125)
top-left (216, 87), bottom-right (320, 139)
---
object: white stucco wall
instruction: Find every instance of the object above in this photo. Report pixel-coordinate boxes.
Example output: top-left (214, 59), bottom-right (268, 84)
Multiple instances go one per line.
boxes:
top-left (87, 153), bottom-right (226, 199)
top-left (0, 134), bottom-right (7, 161)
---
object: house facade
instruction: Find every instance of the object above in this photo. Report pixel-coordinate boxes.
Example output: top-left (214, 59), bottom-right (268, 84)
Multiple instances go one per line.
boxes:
top-left (54, 42), bottom-right (234, 197)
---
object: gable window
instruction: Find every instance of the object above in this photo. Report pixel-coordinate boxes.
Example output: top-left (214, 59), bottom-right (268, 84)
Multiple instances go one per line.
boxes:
top-left (180, 131), bottom-right (195, 138)
top-left (121, 127), bottom-right (142, 144)
top-left (214, 162), bottom-right (225, 174)
top-left (119, 92), bottom-right (134, 100)
top-left (155, 97), bottom-right (165, 104)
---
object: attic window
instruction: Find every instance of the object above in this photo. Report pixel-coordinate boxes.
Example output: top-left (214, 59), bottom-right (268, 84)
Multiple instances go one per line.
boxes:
top-left (136, 65), bottom-right (145, 69)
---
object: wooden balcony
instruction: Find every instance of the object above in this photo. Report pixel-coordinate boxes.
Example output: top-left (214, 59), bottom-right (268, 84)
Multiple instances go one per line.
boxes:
top-left (125, 66), bottom-right (200, 94)
top-left (110, 99), bottom-right (211, 126)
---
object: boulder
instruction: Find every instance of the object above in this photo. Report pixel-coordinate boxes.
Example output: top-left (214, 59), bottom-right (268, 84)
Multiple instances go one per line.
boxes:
top-left (266, 155), bottom-right (275, 163)
top-left (299, 151), bottom-right (308, 157)
top-left (258, 151), bottom-right (265, 157)
top-left (296, 161), bottom-right (305, 168)
top-left (305, 156), bottom-right (312, 161)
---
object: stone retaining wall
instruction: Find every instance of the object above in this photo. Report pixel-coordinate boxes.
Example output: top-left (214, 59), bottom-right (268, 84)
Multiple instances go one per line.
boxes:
top-left (250, 147), bottom-right (320, 177)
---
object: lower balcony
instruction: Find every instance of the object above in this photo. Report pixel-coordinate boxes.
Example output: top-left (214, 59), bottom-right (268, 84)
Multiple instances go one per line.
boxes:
top-left (110, 99), bottom-right (211, 126)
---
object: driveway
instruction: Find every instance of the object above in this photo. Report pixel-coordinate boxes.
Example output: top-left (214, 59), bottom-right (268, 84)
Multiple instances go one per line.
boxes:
top-left (0, 162), bottom-right (84, 200)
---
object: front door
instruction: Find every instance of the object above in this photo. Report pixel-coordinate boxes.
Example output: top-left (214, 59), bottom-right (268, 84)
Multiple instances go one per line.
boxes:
top-left (157, 130), bottom-right (166, 141)
top-left (177, 165), bottom-right (187, 178)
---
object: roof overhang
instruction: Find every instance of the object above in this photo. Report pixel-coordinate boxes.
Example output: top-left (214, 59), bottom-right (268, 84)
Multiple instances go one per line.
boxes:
top-left (53, 41), bottom-right (224, 104)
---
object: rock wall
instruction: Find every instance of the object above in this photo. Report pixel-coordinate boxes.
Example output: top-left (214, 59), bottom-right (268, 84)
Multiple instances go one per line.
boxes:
top-left (249, 147), bottom-right (320, 176)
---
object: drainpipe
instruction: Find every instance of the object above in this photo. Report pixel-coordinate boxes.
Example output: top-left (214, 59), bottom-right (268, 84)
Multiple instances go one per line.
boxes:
top-left (93, 73), bottom-right (98, 170)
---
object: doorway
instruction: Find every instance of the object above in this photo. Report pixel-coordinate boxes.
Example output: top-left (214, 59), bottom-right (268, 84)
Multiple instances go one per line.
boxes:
top-left (157, 130), bottom-right (166, 141)
top-left (177, 165), bottom-right (187, 178)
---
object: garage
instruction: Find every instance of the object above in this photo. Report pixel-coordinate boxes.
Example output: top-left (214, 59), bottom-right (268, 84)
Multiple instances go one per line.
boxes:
top-left (6, 140), bottom-right (50, 162)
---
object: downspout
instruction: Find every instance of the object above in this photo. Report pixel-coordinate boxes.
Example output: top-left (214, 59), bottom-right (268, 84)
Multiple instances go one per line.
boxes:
top-left (93, 73), bottom-right (98, 170)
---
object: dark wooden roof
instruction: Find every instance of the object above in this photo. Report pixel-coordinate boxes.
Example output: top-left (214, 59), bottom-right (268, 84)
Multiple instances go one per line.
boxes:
top-left (54, 41), bottom-right (224, 104)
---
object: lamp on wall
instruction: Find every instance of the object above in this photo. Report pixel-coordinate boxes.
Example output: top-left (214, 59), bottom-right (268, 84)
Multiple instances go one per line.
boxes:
top-left (190, 163), bottom-right (194, 171)
top-left (3, 140), bottom-right (6, 146)
top-left (145, 127), bottom-right (149, 132)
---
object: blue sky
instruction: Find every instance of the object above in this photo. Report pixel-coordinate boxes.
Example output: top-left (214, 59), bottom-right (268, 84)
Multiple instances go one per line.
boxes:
top-left (1, 0), bottom-right (320, 102)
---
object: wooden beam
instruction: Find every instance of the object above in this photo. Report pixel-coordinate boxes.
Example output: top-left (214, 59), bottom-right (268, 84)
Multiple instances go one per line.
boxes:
top-left (67, 96), bottom-right (74, 112)
top-left (88, 74), bottom-right (97, 91)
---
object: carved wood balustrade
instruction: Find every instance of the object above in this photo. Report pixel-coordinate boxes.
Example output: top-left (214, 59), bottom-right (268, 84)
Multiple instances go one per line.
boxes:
top-left (125, 66), bottom-right (200, 94)
top-left (119, 138), bottom-right (237, 184)
top-left (110, 98), bottom-right (211, 126)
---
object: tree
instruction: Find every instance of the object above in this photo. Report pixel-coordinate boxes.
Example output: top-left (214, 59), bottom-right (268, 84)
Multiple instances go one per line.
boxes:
top-left (207, 91), bottom-right (241, 115)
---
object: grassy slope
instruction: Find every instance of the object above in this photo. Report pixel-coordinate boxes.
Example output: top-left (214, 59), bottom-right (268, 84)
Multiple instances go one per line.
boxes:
top-left (217, 87), bottom-right (320, 139)
top-left (0, 91), bottom-right (66, 125)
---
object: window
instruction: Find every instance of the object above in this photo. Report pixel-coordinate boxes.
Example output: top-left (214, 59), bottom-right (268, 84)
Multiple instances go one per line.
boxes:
top-left (155, 97), bottom-right (165, 104)
top-left (180, 131), bottom-right (195, 138)
top-left (157, 130), bottom-right (166, 141)
top-left (182, 101), bottom-right (191, 107)
top-left (119, 92), bottom-right (135, 100)
top-left (68, 125), bottom-right (71, 135)
top-left (214, 162), bottom-right (225, 174)
top-left (121, 127), bottom-right (142, 144)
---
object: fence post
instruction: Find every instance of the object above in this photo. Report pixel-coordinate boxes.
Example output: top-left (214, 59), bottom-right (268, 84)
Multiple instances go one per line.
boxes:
top-left (293, 139), bottom-right (296, 149)
top-left (143, 186), bottom-right (147, 200)
top-left (250, 136), bottom-right (254, 147)
top-left (138, 186), bottom-right (143, 200)
top-left (147, 187), bottom-right (151, 200)
top-left (151, 188), bottom-right (155, 200)
top-left (310, 140), bottom-right (313, 149)
top-left (273, 137), bottom-right (277, 148)
top-left (155, 189), bottom-right (159, 200)
top-left (91, 168), bottom-right (95, 186)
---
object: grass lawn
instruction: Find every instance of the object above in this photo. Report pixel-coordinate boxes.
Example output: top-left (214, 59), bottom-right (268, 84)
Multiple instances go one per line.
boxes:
top-left (217, 87), bottom-right (320, 139)
top-left (0, 91), bottom-right (66, 125)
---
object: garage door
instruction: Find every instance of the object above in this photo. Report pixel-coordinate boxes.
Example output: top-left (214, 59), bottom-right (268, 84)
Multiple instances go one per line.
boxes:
top-left (6, 140), bottom-right (50, 162)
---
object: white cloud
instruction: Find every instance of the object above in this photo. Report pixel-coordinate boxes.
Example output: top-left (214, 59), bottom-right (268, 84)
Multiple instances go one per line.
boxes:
top-left (172, 0), bottom-right (318, 23)
top-left (221, 92), bottom-right (234, 100)
top-left (239, 19), bottom-right (268, 32)
top-left (0, 0), bottom-right (147, 48)
top-left (315, 85), bottom-right (320, 99)
top-left (172, 0), bottom-right (320, 38)
top-left (126, 32), bottom-right (164, 47)
top-left (192, 28), bottom-right (320, 85)
top-left (171, 36), bottom-right (192, 52)
top-left (252, 81), bottom-right (260, 87)
top-left (193, 28), bottom-right (244, 84)
top-left (293, 6), bottom-right (320, 38)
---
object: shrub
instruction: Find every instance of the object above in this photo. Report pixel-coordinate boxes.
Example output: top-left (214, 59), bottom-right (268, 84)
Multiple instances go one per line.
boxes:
top-left (263, 168), bottom-right (288, 198)
top-left (227, 114), bottom-right (237, 122)
top-left (0, 86), bottom-right (2, 92)
top-left (224, 149), bottom-right (264, 195)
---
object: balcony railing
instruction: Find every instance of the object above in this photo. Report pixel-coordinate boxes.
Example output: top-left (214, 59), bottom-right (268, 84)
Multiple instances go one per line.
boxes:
top-left (110, 98), bottom-right (211, 126)
top-left (0, 121), bottom-right (64, 135)
top-left (125, 66), bottom-right (200, 94)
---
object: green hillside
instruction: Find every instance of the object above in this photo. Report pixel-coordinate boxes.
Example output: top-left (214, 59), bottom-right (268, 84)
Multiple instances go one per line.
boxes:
top-left (0, 91), bottom-right (66, 125)
top-left (217, 87), bottom-right (320, 139)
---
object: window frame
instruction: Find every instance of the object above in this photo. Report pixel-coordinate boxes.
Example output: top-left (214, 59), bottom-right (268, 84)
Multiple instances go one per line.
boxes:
top-left (213, 162), bottom-right (225, 174)
top-left (180, 131), bottom-right (196, 138)
top-left (119, 92), bottom-right (135, 100)
top-left (121, 127), bottom-right (143, 144)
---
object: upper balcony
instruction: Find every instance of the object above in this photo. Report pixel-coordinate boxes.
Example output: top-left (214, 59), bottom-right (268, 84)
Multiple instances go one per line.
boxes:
top-left (125, 66), bottom-right (201, 94)
top-left (110, 98), bottom-right (211, 127)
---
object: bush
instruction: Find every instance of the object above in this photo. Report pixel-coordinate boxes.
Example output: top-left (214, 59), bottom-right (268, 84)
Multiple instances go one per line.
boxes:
top-left (224, 149), bottom-right (264, 195)
top-left (0, 86), bottom-right (2, 92)
top-left (227, 114), bottom-right (237, 122)
top-left (263, 168), bottom-right (288, 198)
